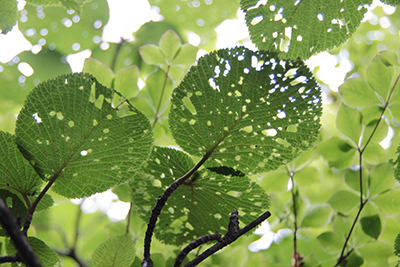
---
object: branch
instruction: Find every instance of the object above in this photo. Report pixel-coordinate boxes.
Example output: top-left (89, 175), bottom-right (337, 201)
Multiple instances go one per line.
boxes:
top-left (56, 248), bottom-right (87, 267)
top-left (183, 210), bottom-right (271, 267)
top-left (0, 199), bottom-right (43, 267)
top-left (174, 232), bottom-right (222, 267)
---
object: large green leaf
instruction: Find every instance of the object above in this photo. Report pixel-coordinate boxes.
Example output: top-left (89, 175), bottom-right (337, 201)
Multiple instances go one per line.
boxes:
top-left (314, 136), bottom-right (356, 169)
top-left (0, 131), bottom-right (42, 196)
top-left (328, 190), bottom-right (359, 215)
top-left (131, 146), bottom-right (270, 245)
top-left (357, 241), bottom-right (393, 265)
top-left (15, 73), bottom-right (153, 198)
top-left (336, 103), bottom-right (362, 146)
top-left (241, 0), bottom-right (372, 59)
top-left (169, 47), bottom-right (321, 175)
top-left (26, 0), bottom-right (90, 14)
top-left (360, 215), bottom-right (381, 239)
top-left (92, 233), bottom-right (135, 267)
top-left (372, 189), bottom-right (400, 215)
top-left (0, 0), bottom-right (17, 34)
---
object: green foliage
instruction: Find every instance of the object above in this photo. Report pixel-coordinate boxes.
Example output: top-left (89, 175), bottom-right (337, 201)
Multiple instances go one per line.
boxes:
top-left (241, 0), bottom-right (372, 59)
top-left (26, 0), bottom-right (90, 14)
top-left (0, 0), bottom-right (17, 34)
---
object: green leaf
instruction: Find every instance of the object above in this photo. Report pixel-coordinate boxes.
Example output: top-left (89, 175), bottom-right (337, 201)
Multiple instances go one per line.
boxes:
top-left (15, 73), bottom-right (153, 198)
top-left (362, 143), bottom-right (385, 164)
top-left (0, 190), bottom-right (27, 236)
top-left (295, 166), bottom-right (320, 187)
top-left (140, 45), bottom-right (165, 66)
top-left (172, 44), bottom-right (199, 66)
top-left (317, 231), bottom-right (344, 254)
top-left (339, 252), bottom-right (364, 267)
top-left (7, 236), bottom-right (60, 267)
top-left (336, 103), bottom-right (362, 145)
top-left (360, 215), bottom-right (381, 239)
top-left (146, 69), bottom-right (173, 118)
top-left (366, 55), bottom-right (394, 102)
top-left (170, 47), bottom-right (322, 175)
top-left (328, 190), bottom-right (359, 215)
top-left (300, 203), bottom-right (333, 228)
top-left (241, 0), bottom-right (371, 59)
top-left (26, 0), bottom-right (90, 14)
top-left (395, 232), bottom-right (400, 257)
top-left (369, 163), bottom-right (395, 196)
top-left (358, 241), bottom-right (393, 265)
top-left (131, 146), bottom-right (270, 245)
top-left (314, 136), bottom-right (356, 169)
top-left (361, 119), bottom-right (389, 147)
top-left (159, 30), bottom-right (182, 63)
top-left (82, 58), bottom-right (114, 88)
top-left (92, 233), bottom-right (135, 267)
top-left (114, 66), bottom-right (140, 99)
top-left (379, 50), bottom-right (400, 67)
top-left (344, 168), bottom-right (368, 197)
top-left (372, 189), bottom-right (400, 215)
top-left (0, 0), bottom-right (17, 34)
top-left (0, 131), bottom-right (42, 196)
top-left (260, 169), bottom-right (289, 193)
top-left (339, 78), bottom-right (381, 108)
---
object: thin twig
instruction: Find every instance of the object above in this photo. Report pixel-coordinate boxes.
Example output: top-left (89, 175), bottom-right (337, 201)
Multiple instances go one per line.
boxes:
top-left (110, 38), bottom-right (126, 72)
top-left (152, 65), bottom-right (171, 129)
top-left (127, 202), bottom-right (133, 234)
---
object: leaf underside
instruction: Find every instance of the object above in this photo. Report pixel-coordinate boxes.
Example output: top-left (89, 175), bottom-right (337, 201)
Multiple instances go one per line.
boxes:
top-left (131, 146), bottom-right (270, 245)
top-left (15, 73), bottom-right (153, 198)
top-left (241, 0), bottom-right (372, 59)
top-left (169, 46), bottom-right (322, 175)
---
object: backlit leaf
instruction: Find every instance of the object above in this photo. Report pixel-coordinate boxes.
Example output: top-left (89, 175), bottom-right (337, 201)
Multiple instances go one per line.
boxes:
top-left (339, 78), bottom-right (381, 108)
top-left (360, 215), bottom-right (381, 239)
top-left (328, 190), bottom-right (359, 215)
top-left (0, 0), bottom-right (17, 34)
top-left (26, 0), bottom-right (90, 14)
top-left (336, 103), bottom-right (362, 146)
top-left (159, 30), bottom-right (182, 63)
top-left (372, 189), bottom-right (400, 215)
top-left (92, 233), bottom-right (135, 267)
top-left (300, 203), bottom-right (332, 228)
top-left (15, 73), bottom-right (153, 198)
top-left (317, 231), bottom-right (344, 254)
top-left (170, 47), bottom-right (322, 175)
top-left (366, 55), bottom-right (394, 101)
top-left (82, 58), bottom-right (114, 88)
top-left (358, 241), bottom-right (393, 265)
top-left (369, 163), bottom-right (395, 196)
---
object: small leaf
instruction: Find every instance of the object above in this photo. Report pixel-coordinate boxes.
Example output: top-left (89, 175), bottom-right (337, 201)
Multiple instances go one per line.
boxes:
top-left (114, 66), bottom-right (140, 98)
top-left (317, 232), bottom-right (344, 254)
top-left (295, 166), bottom-right (320, 187)
top-left (300, 203), bottom-right (332, 228)
top-left (0, 0), bottom-right (17, 34)
top-left (159, 30), bottom-right (182, 63)
top-left (362, 143), bottom-right (385, 164)
top-left (7, 236), bottom-right (60, 267)
top-left (146, 69), bottom-right (173, 115)
top-left (336, 103), bottom-right (362, 146)
top-left (260, 169), bottom-right (289, 193)
top-left (361, 119), bottom-right (389, 147)
top-left (395, 232), bottom-right (400, 257)
top-left (92, 233), bottom-right (135, 267)
top-left (172, 44), bottom-right (199, 66)
top-left (369, 163), bottom-right (395, 196)
top-left (339, 78), bottom-right (381, 108)
top-left (344, 168), bottom-right (368, 197)
top-left (372, 189), bottom-right (400, 215)
top-left (170, 47), bottom-right (322, 175)
top-left (140, 45), bottom-right (165, 65)
top-left (131, 147), bottom-right (270, 245)
top-left (339, 252), bottom-right (364, 267)
top-left (82, 58), bottom-right (114, 88)
top-left (366, 55), bottom-right (394, 101)
top-left (328, 190), bottom-right (359, 215)
top-left (314, 136), bottom-right (356, 169)
top-left (379, 50), bottom-right (400, 67)
top-left (15, 73), bottom-right (153, 198)
top-left (358, 241), bottom-right (393, 265)
top-left (0, 190), bottom-right (27, 236)
top-left (360, 215), bottom-right (381, 239)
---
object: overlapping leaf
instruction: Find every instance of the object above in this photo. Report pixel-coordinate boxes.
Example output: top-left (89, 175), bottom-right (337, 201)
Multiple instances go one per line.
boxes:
top-left (131, 146), bottom-right (270, 245)
top-left (15, 73), bottom-right (153, 198)
top-left (0, 0), bottom-right (17, 34)
top-left (170, 47), bottom-right (321, 175)
top-left (92, 234), bottom-right (135, 267)
top-left (26, 0), bottom-right (90, 14)
top-left (241, 0), bottom-right (371, 59)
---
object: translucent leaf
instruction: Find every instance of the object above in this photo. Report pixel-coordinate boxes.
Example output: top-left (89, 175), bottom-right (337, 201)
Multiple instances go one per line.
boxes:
top-left (82, 58), bottom-right (114, 88)
top-left (0, 0), bottom-right (17, 34)
top-left (92, 233), bottom-right (135, 267)
top-left (26, 0), bottom-right (90, 14)
top-left (170, 47), bottom-right (322, 175)
top-left (0, 131), bottom-right (42, 196)
top-left (314, 136), bottom-right (356, 169)
top-left (369, 163), bottom-right (395, 196)
top-left (260, 169), bottom-right (289, 193)
top-left (366, 55), bottom-right (394, 102)
top-left (372, 189), bottom-right (400, 215)
top-left (392, 145), bottom-right (400, 183)
top-left (336, 103), bottom-right (362, 146)
top-left (344, 168), bottom-right (368, 197)
top-left (172, 44), bottom-right (199, 66)
top-left (317, 231), bottom-right (344, 254)
top-left (159, 30), bottom-right (182, 63)
top-left (146, 69), bottom-right (173, 116)
top-left (360, 215), bottom-right (381, 239)
top-left (361, 119), bottom-right (389, 147)
top-left (15, 73), bottom-right (153, 198)
top-left (363, 143), bottom-right (385, 164)
top-left (300, 203), bottom-right (333, 228)
top-left (358, 241), bottom-right (393, 265)
top-left (339, 78), bottom-right (381, 108)
top-left (7, 236), bottom-right (60, 267)
top-left (395, 232), bottom-right (400, 257)
top-left (328, 190), bottom-right (359, 215)
top-left (140, 45), bottom-right (165, 66)
top-left (241, 0), bottom-right (371, 59)
top-left (131, 146), bottom-right (270, 245)
top-left (114, 66), bottom-right (140, 99)
top-left (360, 106), bottom-right (384, 125)
top-left (295, 166), bottom-right (320, 187)
top-left (379, 50), bottom-right (400, 67)
top-left (340, 252), bottom-right (364, 267)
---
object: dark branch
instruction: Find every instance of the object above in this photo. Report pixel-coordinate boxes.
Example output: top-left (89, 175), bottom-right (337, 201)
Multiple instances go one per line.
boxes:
top-left (183, 210), bottom-right (271, 267)
top-left (174, 232), bottom-right (222, 267)
top-left (56, 248), bottom-right (87, 267)
top-left (0, 199), bottom-right (42, 267)
top-left (0, 255), bottom-right (19, 263)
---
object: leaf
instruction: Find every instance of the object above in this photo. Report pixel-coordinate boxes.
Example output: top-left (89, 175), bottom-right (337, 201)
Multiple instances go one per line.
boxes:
top-left (362, 143), bottom-right (385, 164)
top-left (0, 131), bottom-right (42, 196)
top-left (131, 146), bottom-right (270, 245)
top-left (366, 55), bottom-right (394, 101)
top-left (140, 45), bottom-right (165, 66)
top-left (0, 0), bottom-right (17, 34)
top-left (360, 215), bottom-right (381, 239)
top-left (314, 136), bottom-right (356, 169)
top-left (395, 232), bottom-right (400, 257)
top-left (300, 203), bottom-right (333, 228)
top-left (358, 241), bottom-right (393, 265)
top-left (339, 252), bottom-right (364, 267)
top-left (260, 169), bottom-right (289, 193)
top-left (114, 66), bottom-right (140, 99)
top-left (241, 0), bottom-right (371, 59)
top-left (379, 50), bottom-right (400, 67)
top-left (170, 47), bottom-right (322, 175)
top-left (82, 58), bottom-right (114, 88)
top-left (7, 236), bottom-right (60, 267)
top-left (15, 73), bottom-right (153, 198)
top-left (146, 69), bottom-right (174, 118)
top-left (328, 190), bottom-right (359, 215)
top-left (339, 78), bottom-right (381, 108)
top-left (295, 166), bottom-right (320, 187)
top-left (361, 119), bottom-right (389, 147)
top-left (92, 233), bottom-right (135, 267)
top-left (159, 30), bottom-right (182, 63)
top-left (172, 44), bottom-right (199, 66)
top-left (317, 231), bottom-right (344, 254)
top-left (369, 163), bottom-right (395, 196)
top-left (344, 168), bottom-right (368, 197)
top-left (372, 189), bottom-right (400, 215)
top-left (336, 103), bottom-right (362, 146)
top-left (0, 190), bottom-right (27, 236)
top-left (26, 0), bottom-right (90, 14)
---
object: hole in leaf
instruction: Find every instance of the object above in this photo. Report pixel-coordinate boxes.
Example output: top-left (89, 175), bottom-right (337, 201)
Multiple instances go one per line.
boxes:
top-left (251, 15), bottom-right (263, 25)
top-left (262, 129), bottom-right (277, 136)
top-left (32, 113), bottom-right (42, 123)
top-left (152, 179), bottom-right (161, 187)
top-left (80, 150), bottom-right (88, 156)
top-left (182, 97), bottom-right (197, 115)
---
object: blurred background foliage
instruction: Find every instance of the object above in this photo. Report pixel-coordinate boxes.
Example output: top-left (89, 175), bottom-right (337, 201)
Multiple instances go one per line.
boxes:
top-left (1, 0), bottom-right (400, 266)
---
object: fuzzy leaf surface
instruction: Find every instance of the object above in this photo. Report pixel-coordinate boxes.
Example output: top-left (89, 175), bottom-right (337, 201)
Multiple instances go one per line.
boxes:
top-left (241, 0), bottom-right (371, 59)
top-left (131, 146), bottom-right (270, 245)
top-left (170, 47), bottom-right (321, 175)
top-left (15, 73), bottom-right (153, 198)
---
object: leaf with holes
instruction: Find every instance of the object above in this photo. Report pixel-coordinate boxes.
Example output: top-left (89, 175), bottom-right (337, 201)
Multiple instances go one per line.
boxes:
top-left (15, 73), bottom-right (153, 198)
top-left (26, 0), bottom-right (91, 14)
top-left (169, 47), bottom-right (321, 175)
top-left (131, 146), bottom-right (270, 245)
top-left (241, 0), bottom-right (371, 59)
top-left (0, 0), bottom-right (17, 34)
